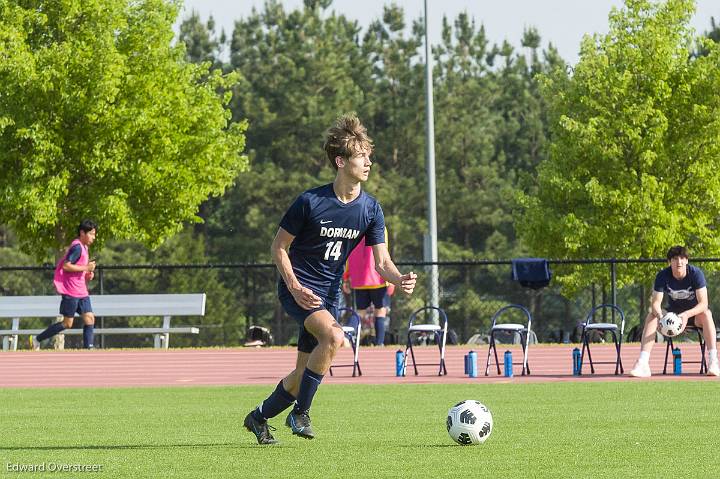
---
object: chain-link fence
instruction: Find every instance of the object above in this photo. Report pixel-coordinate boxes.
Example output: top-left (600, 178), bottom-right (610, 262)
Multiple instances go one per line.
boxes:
top-left (2, 259), bottom-right (720, 348)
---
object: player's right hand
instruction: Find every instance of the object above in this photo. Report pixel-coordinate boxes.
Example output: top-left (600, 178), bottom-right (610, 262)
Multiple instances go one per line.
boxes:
top-left (677, 311), bottom-right (689, 333)
top-left (86, 261), bottom-right (96, 272)
top-left (291, 286), bottom-right (322, 310)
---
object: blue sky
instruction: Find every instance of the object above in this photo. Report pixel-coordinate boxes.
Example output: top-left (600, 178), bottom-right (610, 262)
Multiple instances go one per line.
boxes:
top-left (177, 0), bottom-right (719, 65)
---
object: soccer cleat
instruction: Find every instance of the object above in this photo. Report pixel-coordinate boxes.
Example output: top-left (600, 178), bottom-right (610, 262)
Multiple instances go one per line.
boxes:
top-left (629, 361), bottom-right (651, 378)
top-left (29, 336), bottom-right (40, 351)
top-left (243, 411), bottom-right (278, 445)
top-left (286, 408), bottom-right (315, 439)
top-left (707, 358), bottom-right (720, 377)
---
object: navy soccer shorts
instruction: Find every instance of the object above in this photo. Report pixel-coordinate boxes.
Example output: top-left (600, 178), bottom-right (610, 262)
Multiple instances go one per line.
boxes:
top-left (666, 306), bottom-right (699, 326)
top-left (59, 295), bottom-right (93, 318)
top-left (354, 286), bottom-right (390, 310)
top-left (278, 283), bottom-right (338, 353)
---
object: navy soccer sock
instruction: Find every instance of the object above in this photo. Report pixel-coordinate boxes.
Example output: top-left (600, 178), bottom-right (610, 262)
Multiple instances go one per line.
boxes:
top-left (253, 381), bottom-right (296, 421)
top-left (37, 322), bottom-right (65, 342)
top-left (374, 317), bottom-right (386, 346)
top-left (295, 368), bottom-right (324, 412)
top-left (83, 324), bottom-right (94, 349)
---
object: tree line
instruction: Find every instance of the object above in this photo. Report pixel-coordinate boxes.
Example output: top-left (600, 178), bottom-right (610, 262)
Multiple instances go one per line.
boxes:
top-left (1, 0), bottom-right (719, 344)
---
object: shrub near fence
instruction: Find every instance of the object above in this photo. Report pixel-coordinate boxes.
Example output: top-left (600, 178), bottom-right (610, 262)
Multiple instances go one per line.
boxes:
top-left (2, 259), bottom-right (720, 347)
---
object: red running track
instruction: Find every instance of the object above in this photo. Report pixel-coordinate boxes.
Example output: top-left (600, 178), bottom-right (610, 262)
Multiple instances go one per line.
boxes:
top-left (0, 344), bottom-right (715, 389)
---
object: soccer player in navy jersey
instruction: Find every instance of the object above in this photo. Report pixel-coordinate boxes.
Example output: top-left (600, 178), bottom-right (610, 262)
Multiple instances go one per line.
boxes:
top-left (244, 114), bottom-right (417, 444)
top-left (629, 245), bottom-right (719, 377)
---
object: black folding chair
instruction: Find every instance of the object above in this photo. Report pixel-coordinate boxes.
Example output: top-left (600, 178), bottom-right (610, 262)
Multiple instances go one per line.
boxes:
top-left (484, 304), bottom-right (532, 376)
top-left (400, 306), bottom-right (448, 376)
top-left (329, 307), bottom-right (362, 377)
top-left (663, 323), bottom-right (707, 374)
top-left (579, 304), bottom-right (625, 375)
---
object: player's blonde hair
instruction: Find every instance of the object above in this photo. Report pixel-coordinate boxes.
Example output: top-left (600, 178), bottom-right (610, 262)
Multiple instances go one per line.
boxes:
top-left (323, 113), bottom-right (373, 170)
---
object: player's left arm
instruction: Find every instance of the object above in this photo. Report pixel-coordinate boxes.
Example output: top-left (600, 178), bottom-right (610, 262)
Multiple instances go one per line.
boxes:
top-left (679, 287), bottom-right (708, 327)
top-left (371, 243), bottom-right (416, 295)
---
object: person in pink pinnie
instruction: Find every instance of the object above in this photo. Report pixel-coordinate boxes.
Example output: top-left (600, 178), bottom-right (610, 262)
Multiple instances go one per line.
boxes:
top-left (342, 227), bottom-right (395, 346)
top-left (30, 220), bottom-right (98, 350)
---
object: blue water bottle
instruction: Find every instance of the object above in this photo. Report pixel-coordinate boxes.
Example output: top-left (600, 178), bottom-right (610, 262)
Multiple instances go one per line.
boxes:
top-left (572, 347), bottom-right (581, 375)
top-left (468, 350), bottom-right (478, 378)
top-left (395, 349), bottom-right (404, 376)
top-left (673, 347), bottom-right (682, 375)
top-left (504, 350), bottom-right (513, 377)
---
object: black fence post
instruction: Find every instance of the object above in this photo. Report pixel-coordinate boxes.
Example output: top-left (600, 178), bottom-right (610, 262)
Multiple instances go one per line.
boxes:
top-left (610, 258), bottom-right (617, 322)
top-left (99, 268), bottom-right (105, 349)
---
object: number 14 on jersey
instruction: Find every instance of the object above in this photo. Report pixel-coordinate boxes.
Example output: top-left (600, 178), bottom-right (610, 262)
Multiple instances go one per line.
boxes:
top-left (324, 241), bottom-right (342, 261)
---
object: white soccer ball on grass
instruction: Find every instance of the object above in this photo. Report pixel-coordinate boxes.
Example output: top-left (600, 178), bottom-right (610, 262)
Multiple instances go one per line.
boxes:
top-left (446, 400), bottom-right (493, 445)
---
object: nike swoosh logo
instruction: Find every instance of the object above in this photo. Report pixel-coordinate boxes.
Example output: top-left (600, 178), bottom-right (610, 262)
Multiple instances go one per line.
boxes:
top-left (320, 220), bottom-right (332, 224)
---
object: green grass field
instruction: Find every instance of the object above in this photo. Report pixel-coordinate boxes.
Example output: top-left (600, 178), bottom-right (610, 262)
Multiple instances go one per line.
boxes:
top-left (2, 381), bottom-right (719, 478)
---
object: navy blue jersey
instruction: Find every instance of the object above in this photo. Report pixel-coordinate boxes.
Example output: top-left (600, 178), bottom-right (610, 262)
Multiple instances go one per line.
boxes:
top-left (279, 184), bottom-right (385, 301)
top-left (653, 264), bottom-right (706, 312)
